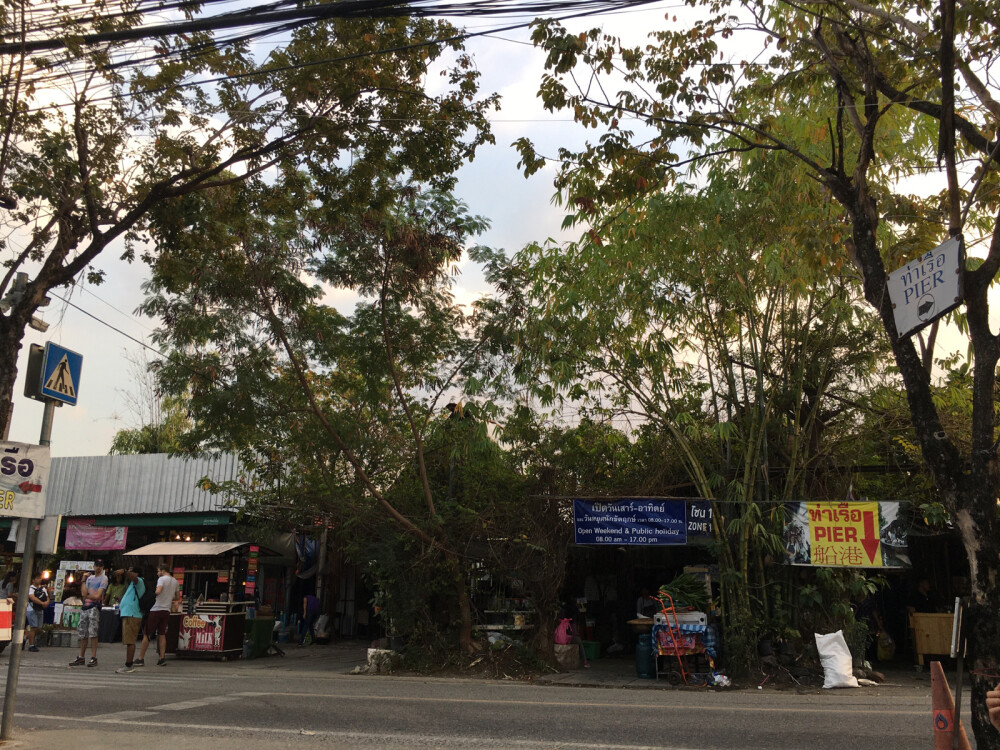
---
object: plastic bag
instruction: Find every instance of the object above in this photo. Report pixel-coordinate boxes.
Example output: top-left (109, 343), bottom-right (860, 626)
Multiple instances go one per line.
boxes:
top-left (876, 630), bottom-right (896, 661)
top-left (554, 618), bottom-right (574, 645)
top-left (814, 630), bottom-right (859, 689)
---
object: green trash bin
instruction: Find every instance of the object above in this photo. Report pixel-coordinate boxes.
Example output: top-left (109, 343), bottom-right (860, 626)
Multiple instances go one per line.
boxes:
top-left (635, 633), bottom-right (656, 678)
top-left (245, 616), bottom-right (274, 659)
top-left (582, 640), bottom-right (601, 662)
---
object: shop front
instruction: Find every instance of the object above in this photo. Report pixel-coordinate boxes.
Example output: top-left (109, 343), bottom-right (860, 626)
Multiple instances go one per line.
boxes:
top-left (125, 540), bottom-right (279, 660)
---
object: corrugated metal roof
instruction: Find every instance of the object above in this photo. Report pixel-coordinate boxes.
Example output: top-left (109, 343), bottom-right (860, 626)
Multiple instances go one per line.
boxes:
top-left (47, 453), bottom-right (245, 518)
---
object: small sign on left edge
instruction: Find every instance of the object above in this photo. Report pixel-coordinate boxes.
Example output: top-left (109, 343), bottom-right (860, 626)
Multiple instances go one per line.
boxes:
top-left (0, 442), bottom-right (49, 518)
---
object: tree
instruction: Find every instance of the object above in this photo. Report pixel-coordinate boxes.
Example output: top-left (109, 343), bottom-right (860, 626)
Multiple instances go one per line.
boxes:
top-left (513, 156), bottom-right (890, 669)
top-left (108, 349), bottom-right (190, 455)
top-left (141, 182), bottom-right (521, 654)
top-left (518, 1), bottom-right (1000, 740)
top-left (0, 1), bottom-right (496, 438)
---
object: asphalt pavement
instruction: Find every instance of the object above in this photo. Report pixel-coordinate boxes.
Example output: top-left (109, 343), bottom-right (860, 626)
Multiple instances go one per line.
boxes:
top-left (0, 639), bottom-right (967, 749)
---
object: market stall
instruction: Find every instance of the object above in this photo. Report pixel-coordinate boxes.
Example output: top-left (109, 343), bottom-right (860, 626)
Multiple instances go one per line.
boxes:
top-left (124, 541), bottom-right (276, 660)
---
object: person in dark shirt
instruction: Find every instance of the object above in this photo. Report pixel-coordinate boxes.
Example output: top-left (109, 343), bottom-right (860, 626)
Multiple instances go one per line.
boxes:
top-left (907, 578), bottom-right (939, 615)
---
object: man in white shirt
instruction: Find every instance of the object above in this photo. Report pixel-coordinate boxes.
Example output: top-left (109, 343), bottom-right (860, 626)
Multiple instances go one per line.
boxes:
top-left (136, 564), bottom-right (178, 667)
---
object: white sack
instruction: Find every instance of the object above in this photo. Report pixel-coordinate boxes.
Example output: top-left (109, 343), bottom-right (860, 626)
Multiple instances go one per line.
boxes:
top-left (814, 630), bottom-right (859, 689)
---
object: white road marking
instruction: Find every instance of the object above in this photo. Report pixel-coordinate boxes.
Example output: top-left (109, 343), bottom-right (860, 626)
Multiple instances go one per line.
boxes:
top-left (148, 695), bottom-right (241, 711)
top-left (14, 715), bottom-right (684, 749)
top-left (179, 689), bottom-right (931, 715)
top-left (93, 710), bottom-right (158, 720)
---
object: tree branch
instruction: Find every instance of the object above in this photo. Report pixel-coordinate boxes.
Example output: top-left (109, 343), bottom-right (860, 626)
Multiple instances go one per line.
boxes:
top-left (378, 253), bottom-right (437, 520)
top-left (260, 283), bottom-right (436, 547)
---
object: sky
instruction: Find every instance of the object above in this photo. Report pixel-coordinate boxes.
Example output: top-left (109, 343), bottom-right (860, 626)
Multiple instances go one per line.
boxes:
top-left (3, 1), bottom-right (981, 457)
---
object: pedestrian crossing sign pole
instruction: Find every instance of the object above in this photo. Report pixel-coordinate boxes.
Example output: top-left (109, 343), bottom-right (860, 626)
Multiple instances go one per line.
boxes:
top-left (39, 343), bottom-right (82, 406)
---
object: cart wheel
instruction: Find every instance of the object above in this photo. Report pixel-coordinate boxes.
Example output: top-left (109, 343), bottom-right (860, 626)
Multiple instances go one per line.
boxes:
top-left (0, 642), bottom-right (6, 655)
top-left (667, 670), bottom-right (682, 686)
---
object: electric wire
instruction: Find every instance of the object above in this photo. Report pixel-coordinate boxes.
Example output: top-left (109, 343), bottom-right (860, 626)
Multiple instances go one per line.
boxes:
top-left (0, 0), bottom-right (669, 54)
top-left (49, 291), bottom-right (166, 362)
top-left (18, 4), bottom-right (666, 115)
top-left (16, 0), bottom-right (685, 88)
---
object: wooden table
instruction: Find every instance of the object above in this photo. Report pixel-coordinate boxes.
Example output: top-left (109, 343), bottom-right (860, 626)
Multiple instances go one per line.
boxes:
top-left (910, 612), bottom-right (953, 666)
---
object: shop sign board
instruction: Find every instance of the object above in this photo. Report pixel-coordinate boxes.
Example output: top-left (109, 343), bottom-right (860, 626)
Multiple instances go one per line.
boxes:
top-left (178, 613), bottom-right (226, 651)
top-left (686, 501), bottom-right (713, 538)
top-left (783, 501), bottom-right (909, 568)
top-left (0, 441), bottom-right (49, 519)
top-left (65, 518), bottom-right (127, 550)
top-left (54, 560), bottom-right (94, 601)
top-left (573, 499), bottom-right (687, 545)
top-left (887, 236), bottom-right (963, 339)
top-left (245, 545), bottom-right (259, 595)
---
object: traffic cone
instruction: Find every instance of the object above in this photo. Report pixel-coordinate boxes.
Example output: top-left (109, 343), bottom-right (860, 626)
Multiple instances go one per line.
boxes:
top-left (931, 660), bottom-right (971, 749)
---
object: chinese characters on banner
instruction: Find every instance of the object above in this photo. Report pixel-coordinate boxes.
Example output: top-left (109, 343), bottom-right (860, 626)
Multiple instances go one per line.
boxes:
top-left (783, 501), bottom-right (910, 568)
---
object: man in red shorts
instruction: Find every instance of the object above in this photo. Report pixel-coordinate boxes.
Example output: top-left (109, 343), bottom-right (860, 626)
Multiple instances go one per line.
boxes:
top-left (136, 564), bottom-right (178, 667)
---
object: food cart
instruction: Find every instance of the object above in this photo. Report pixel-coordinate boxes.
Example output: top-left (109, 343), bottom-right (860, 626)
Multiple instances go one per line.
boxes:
top-left (124, 541), bottom-right (276, 660)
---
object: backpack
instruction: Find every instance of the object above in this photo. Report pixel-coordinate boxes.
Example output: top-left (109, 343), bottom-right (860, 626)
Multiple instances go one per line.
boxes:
top-left (137, 579), bottom-right (156, 614)
top-left (31, 586), bottom-right (48, 612)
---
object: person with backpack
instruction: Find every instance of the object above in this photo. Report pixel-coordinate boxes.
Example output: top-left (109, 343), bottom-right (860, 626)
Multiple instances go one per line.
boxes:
top-left (25, 571), bottom-right (48, 652)
top-left (113, 566), bottom-right (146, 674)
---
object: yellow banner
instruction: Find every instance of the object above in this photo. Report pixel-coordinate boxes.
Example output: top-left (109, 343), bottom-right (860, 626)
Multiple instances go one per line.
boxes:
top-left (806, 501), bottom-right (883, 567)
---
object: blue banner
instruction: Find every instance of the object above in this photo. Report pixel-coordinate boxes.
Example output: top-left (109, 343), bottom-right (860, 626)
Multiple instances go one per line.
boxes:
top-left (573, 499), bottom-right (687, 545)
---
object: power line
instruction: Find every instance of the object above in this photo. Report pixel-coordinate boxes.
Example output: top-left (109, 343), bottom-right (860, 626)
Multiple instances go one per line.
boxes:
top-left (0, 0), bottom-right (667, 54)
top-left (76, 284), bottom-right (156, 334)
top-left (49, 291), bottom-right (166, 362)
top-left (20, 3), bottom-right (656, 114)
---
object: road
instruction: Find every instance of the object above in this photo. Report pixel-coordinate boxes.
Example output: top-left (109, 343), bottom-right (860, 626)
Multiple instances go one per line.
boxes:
top-left (0, 643), bottom-right (957, 749)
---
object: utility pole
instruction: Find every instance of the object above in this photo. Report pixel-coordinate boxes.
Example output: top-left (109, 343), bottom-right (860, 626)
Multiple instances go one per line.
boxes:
top-left (0, 406), bottom-right (54, 740)
top-left (0, 517), bottom-right (38, 740)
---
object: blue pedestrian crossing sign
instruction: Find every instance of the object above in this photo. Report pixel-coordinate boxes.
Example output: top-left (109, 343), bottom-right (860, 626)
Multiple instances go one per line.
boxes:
top-left (40, 342), bottom-right (83, 405)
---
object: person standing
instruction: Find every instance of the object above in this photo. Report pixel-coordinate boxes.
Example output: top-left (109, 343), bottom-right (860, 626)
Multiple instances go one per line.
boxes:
top-left (0, 571), bottom-right (17, 600)
top-left (113, 567), bottom-right (146, 674)
top-left (299, 593), bottom-right (320, 646)
top-left (25, 572), bottom-right (48, 652)
top-left (69, 559), bottom-right (108, 667)
top-left (136, 564), bottom-right (177, 667)
top-left (106, 569), bottom-right (128, 607)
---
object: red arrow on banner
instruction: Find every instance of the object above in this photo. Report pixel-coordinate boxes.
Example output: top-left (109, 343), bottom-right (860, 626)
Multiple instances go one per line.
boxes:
top-left (861, 510), bottom-right (880, 563)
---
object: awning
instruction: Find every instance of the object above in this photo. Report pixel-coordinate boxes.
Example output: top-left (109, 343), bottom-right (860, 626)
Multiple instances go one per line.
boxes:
top-left (125, 542), bottom-right (249, 557)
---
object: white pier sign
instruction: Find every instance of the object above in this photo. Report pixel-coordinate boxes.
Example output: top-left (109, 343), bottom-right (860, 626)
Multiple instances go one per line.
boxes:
top-left (887, 236), bottom-right (963, 340)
